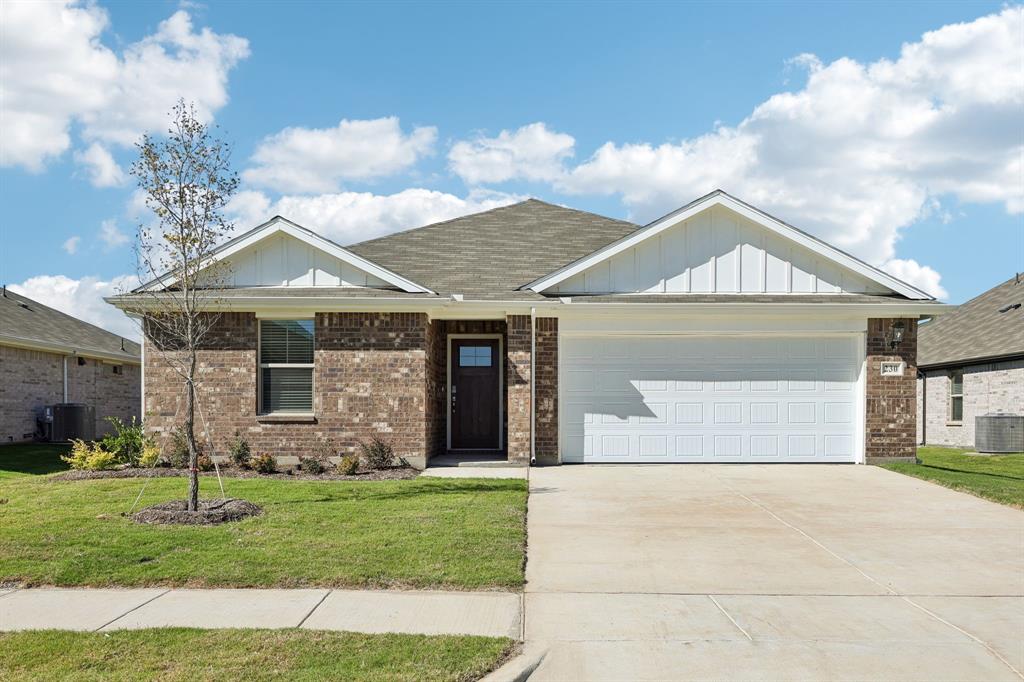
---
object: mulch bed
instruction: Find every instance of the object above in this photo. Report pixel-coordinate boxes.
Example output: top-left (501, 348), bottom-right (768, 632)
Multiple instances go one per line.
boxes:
top-left (132, 498), bottom-right (263, 525)
top-left (51, 466), bottom-right (419, 482)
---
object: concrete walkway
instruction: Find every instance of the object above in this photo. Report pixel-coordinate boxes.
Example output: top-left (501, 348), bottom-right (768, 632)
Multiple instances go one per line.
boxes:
top-left (522, 464), bottom-right (1024, 681)
top-left (0, 587), bottom-right (520, 638)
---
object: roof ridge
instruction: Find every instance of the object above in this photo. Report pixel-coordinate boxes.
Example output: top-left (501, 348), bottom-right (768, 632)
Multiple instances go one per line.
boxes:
top-left (347, 199), bottom-right (536, 249)
top-left (346, 198), bottom-right (638, 249)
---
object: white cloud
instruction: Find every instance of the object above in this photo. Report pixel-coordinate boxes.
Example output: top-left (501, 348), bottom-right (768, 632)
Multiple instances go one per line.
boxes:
top-left (10, 274), bottom-right (141, 340)
top-left (0, 3), bottom-right (248, 171)
top-left (226, 188), bottom-right (524, 244)
top-left (449, 122), bottom-right (575, 184)
top-left (550, 7), bottom-right (1023, 272)
top-left (62, 236), bottom-right (81, 255)
top-left (243, 118), bottom-right (437, 193)
top-left (73, 143), bottom-right (126, 187)
top-left (881, 258), bottom-right (949, 300)
top-left (99, 219), bottom-right (131, 249)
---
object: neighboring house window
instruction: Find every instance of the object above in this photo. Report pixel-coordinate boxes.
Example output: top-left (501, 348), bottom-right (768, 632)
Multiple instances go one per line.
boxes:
top-left (259, 319), bottom-right (314, 413)
top-left (948, 369), bottom-right (963, 423)
top-left (112, 365), bottom-right (122, 375)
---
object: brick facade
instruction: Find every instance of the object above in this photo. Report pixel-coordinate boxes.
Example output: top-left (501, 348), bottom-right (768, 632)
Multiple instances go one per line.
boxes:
top-left (917, 359), bottom-right (1024, 448)
top-left (865, 317), bottom-right (918, 462)
top-left (144, 312), bottom-right (436, 468)
top-left (534, 317), bottom-right (559, 464)
top-left (505, 315), bottom-right (532, 463)
top-left (0, 343), bottom-right (140, 443)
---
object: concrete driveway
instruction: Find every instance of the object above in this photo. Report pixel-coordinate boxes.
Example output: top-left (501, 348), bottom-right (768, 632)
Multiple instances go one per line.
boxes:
top-left (524, 465), bottom-right (1024, 681)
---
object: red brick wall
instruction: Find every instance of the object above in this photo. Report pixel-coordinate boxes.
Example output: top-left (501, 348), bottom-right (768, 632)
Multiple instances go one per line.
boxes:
top-left (144, 312), bottom-right (434, 466)
top-left (865, 317), bottom-right (918, 461)
top-left (505, 315), bottom-right (532, 462)
top-left (534, 318), bottom-right (559, 464)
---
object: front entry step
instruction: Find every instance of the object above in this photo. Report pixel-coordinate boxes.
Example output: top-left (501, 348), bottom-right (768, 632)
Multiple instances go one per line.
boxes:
top-left (430, 453), bottom-right (527, 468)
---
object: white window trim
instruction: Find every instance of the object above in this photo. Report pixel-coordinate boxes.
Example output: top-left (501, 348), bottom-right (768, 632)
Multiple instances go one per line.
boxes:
top-left (947, 369), bottom-right (964, 425)
top-left (257, 318), bottom-right (316, 416)
top-left (446, 333), bottom-right (504, 452)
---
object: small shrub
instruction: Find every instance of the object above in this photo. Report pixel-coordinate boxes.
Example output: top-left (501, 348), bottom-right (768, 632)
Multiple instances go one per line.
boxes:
top-left (62, 439), bottom-right (119, 470)
top-left (166, 427), bottom-right (190, 469)
top-left (197, 453), bottom-right (215, 472)
top-left (299, 456), bottom-right (327, 475)
top-left (138, 442), bottom-right (161, 468)
top-left (312, 438), bottom-right (339, 460)
top-left (99, 417), bottom-right (146, 466)
top-left (337, 453), bottom-right (360, 475)
top-left (252, 453), bottom-right (277, 474)
top-left (359, 436), bottom-right (395, 470)
top-left (228, 432), bottom-right (251, 469)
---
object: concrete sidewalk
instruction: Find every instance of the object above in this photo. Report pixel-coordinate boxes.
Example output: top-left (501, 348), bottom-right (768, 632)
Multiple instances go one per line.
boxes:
top-left (0, 587), bottom-right (521, 638)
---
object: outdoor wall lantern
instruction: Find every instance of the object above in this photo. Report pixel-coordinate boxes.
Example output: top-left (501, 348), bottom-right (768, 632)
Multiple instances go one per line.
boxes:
top-left (888, 320), bottom-right (906, 349)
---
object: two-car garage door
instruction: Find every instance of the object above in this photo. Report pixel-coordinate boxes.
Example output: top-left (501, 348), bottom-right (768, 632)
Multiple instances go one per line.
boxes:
top-left (560, 335), bottom-right (862, 463)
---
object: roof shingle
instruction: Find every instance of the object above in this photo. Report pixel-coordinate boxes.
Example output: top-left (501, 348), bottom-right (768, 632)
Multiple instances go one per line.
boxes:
top-left (0, 288), bottom-right (140, 362)
top-left (917, 276), bottom-right (1024, 368)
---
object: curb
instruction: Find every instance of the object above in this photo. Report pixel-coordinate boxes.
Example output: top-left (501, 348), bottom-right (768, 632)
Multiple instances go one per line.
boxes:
top-left (481, 643), bottom-right (546, 682)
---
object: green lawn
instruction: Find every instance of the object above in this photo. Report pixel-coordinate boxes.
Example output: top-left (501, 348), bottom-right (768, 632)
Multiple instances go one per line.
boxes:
top-left (0, 629), bottom-right (514, 682)
top-left (881, 446), bottom-right (1024, 509)
top-left (0, 447), bottom-right (527, 589)
top-left (0, 442), bottom-right (69, 479)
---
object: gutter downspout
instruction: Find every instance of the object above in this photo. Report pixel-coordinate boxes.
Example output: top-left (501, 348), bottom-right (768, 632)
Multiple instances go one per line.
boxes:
top-left (530, 306), bottom-right (536, 465)
top-left (919, 370), bottom-right (926, 445)
top-left (62, 356), bottom-right (68, 402)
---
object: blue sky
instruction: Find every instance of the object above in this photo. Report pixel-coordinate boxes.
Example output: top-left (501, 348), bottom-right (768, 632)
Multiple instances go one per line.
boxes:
top-left (1, 1), bottom-right (1021, 336)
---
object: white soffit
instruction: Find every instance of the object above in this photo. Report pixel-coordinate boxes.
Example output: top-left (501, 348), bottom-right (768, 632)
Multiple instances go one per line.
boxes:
top-left (525, 191), bottom-right (934, 300)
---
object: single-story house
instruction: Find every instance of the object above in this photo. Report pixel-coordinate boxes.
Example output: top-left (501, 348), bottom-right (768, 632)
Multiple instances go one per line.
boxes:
top-left (0, 288), bottom-right (141, 443)
top-left (917, 275), bottom-right (1023, 448)
top-left (110, 190), bottom-right (948, 468)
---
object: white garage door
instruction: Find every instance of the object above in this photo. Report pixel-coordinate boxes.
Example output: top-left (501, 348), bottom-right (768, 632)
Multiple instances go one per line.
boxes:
top-left (560, 335), bottom-right (862, 463)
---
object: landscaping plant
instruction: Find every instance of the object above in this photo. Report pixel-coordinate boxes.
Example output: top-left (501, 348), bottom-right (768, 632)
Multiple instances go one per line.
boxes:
top-left (252, 453), bottom-right (277, 474)
top-left (360, 436), bottom-right (395, 470)
top-left (98, 417), bottom-right (147, 466)
top-left (228, 432), bottom-right (251, 469)
top-left (62, 440), bottom-right (119, 471)
top-left (299, 456), bottom-right (327, 475)
top-left (337, 453), bottom-right (360, 475)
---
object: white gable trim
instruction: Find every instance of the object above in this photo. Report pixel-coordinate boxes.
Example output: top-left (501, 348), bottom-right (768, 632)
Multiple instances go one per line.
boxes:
top-left (525, 191), bottom-right (933, 300)
top-left (136, 216), bottom-right (434, 294)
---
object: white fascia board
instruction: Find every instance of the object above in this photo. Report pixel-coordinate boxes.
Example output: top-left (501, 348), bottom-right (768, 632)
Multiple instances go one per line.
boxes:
top-left (525, 192), bottom-right (934, 300)
top-left (553, 301), bottom-right (952, 317)
top-left (137, 217), bottom-right (434, 294)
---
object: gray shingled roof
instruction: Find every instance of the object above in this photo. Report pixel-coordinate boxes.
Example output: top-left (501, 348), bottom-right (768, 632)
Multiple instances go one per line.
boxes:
top-left (918, 276), bottom-right (1024, 368)
top-left (0, 288), bottom-right (140, 363)
top-left (347, 199), bottom-right (639, 298)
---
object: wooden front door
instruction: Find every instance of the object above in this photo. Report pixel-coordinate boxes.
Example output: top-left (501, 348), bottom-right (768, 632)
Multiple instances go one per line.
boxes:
top-left (450, 338), bottom-right (501, 449)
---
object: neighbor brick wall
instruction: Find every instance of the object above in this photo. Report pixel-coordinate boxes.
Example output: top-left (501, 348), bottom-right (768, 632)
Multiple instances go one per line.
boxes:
top-left (0, 344), bottom-right (139, 443)
top-left (67, 356), bottom-right (141, 437)
top-left (534, 318), bottom-right (559, 465)
top-left (0, 345), bottom-right (63, 442)
top-left (865, 317), bottom-right (918, 462)
top-left (506, 315), bottom-right (532, 463)
top-left (917, 359), bottom-right (1024, 448)
top-left (144, 312), bottom-right (434, 467)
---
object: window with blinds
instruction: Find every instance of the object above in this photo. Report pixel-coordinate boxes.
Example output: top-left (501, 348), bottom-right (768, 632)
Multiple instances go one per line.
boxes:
top-left (259, 319), bottom-right (314, 413)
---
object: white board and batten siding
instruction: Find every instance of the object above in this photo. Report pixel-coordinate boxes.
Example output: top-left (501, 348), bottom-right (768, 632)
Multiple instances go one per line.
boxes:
top-left (228, 233), bottom-right (389, 288)
top-left (560, 335), bottom-right (863, 463)
top-left (551, 206), bottom-right (888, 295)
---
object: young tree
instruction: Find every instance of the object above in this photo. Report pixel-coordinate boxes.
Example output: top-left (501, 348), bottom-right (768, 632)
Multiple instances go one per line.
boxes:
top-left (129, 100), bottom-right (238, 511)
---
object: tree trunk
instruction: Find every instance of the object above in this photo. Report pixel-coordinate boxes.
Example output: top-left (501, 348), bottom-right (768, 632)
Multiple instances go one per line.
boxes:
top-left (184, 353), bottom-right (200, 512)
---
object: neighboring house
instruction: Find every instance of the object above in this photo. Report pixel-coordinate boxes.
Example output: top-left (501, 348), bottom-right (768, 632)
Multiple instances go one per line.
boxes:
top-left (916, 276), bottom-right (1023, 448)
top-left (109, 190), bottom-right (948, 468)
top-left (0, 288), bottom-right (141, 443)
